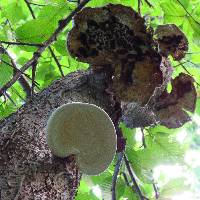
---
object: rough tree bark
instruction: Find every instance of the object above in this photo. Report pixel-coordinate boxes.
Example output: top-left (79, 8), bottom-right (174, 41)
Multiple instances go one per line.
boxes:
top-left (0, 69), bottom-right (115, 200)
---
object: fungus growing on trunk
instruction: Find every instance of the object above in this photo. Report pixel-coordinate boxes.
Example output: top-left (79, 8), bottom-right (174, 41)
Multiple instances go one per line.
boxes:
top-left (66, 4), bottom-right (196, 129)
top-left (155, 24), bottom-right (188, 61)
top-left (46, 103), bottom-right (116, 175)
top-left (67, 4), bottom-right (163, 105)
top-left (155, 73), bottom-right (197, 128)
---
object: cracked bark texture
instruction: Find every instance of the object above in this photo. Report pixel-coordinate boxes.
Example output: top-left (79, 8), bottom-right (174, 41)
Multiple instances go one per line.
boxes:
top-left (0, 69), bottom-right (114, 200)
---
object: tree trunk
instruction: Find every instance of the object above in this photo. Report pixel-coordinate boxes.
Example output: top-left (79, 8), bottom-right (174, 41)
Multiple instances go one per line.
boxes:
top-left (0, 69), bottom-right (115, 200)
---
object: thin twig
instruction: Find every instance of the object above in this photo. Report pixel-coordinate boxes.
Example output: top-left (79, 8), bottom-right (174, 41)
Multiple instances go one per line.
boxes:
top-left (24, 0), bottom-right (36, 18)
top-left (0, 40), bottom-right (43, 47)
top-left (17, 73), bottom-right (32, 98)
top-left (10, 87), bottom-right (26, 102)
top-left (173, 61), bottom-right (188, 68)
top-left (31, 61), bottom-right (37, 97)
top-left (0, 45), bottom-right (32, 98)
top-left (1, 59), bottom-right (40, 89)
top-left (121, 172), bottom-right (130, 186)
top-left (29, 2), bottom-right (45, 6)
top-left (25, 0), bottom-right (64, 77)
top-left (179, 62), bottom-right (200, 86)
top-left (124, 154), bottom-right (148, 200)
top-left (4, 92), bottom-right (16, 106)
top-left (153, 182), bottom-right (159, 199)
top-left (144, 0), bottom-right (153, 8)
top-left (24, 0), bottom-right (38, 96)
top-left (111, 152), bottom-right (124, 200)
top-left (176, 0), bottom-right (200, 26)
top-left (141, 128), bottom-right (147, 148)
top-left (0, 0), bottom-right (91, 95)
top-left (138, 0), bottom-right (153, 15)
top-left (48, 47), bottom-right (64, 77)
top-left (138, 0), bottom-right (141, 15)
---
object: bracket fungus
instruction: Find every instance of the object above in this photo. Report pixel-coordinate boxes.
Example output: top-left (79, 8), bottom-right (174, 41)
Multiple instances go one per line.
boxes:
top-left (155, 24), bottom-right (188, 61)
top-left (67, 4), bottom-right (163, 105)
top-left (121, 102), bottom-right (157, 128)
top-left (155, 73), bottom-right (197, 128)
top-left (46, 102), bottom-right (116, 175)
top-left (66, 4), bottom-right (197, 129)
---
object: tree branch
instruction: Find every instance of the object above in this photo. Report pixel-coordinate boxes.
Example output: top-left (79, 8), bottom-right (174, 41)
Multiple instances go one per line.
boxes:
top-left (10, 87), bottom-right (26, 102)
top-left (141, 128), bottom-right (147, 148)
top-left (0, 69), bottom-right (116, 199)
top-left (48, 47), bottom-right (64, 77)
top-left (124, 154), bottom-right (148, 200)
top-left (4, 91), bottom-right (17, 106)
top-left (138, 0), bottom-right (153, 15)
top-left (0, 44), bottom-right (32, 98)
top-left (176, 0), bottom-right (200, 26)
top-left (0, 40), bottom-right (43, 47)
top-left (121, 172), bottom-right (130, 186)
top-left (24, 0), bottom-right (64, 84)
top-left (24, 0), bottom-right (36, 18)
top-left (0, 0), bottom-right (91, 96)
top-left (111, 152), bottom-right (124, 200)
top-left (153, 181), bottom-right (159, 199)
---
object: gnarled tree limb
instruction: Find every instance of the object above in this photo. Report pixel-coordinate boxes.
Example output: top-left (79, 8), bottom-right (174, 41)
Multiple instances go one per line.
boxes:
top-left (0, 69), bottom-right (115, 200)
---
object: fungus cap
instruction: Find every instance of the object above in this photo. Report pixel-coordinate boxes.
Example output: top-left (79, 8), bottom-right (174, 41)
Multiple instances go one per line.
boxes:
top-left (46, 102), bottom-right (116, 175)
top-left (67, 4), bottom-right (163, 105)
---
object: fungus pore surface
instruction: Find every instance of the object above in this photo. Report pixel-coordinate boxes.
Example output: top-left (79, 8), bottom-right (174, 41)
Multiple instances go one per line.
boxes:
top-left (46, 103), bottom-right (116, 175)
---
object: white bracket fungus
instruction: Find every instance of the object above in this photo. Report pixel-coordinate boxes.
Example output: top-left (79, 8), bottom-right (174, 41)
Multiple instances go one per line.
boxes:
top-left (46, 102), bottom-right (116, 175)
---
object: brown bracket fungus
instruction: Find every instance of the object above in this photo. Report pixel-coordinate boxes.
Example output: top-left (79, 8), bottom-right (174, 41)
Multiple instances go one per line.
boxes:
top-left (46, 102), bottom-right (116, 175)
top-left (121, 103), bottom-right (157, 128)
top-left (67, 4), bottom-right (163, 105)
top-left (155, 24), bottom-right (188, 61)
top-left (66, 4), bottom-right (197, 129)
top-left (155, 73), bottom-right (197, 128)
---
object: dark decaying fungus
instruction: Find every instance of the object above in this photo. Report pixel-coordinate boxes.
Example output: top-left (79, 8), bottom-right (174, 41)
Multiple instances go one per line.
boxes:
top-left (155, 24), bottom-right (188, 61)
top-left (67, 4), bottom-right (150, 67)
top-left (46, 103), bottom-right (116, 175)
top-left (112, 56), bottom-right (162, 105)
top-left (67, 4), bottom-right (163, 105)
top-left (121, 102), bottom-right (157, 128)
top-left (155, 73), bottom-right (197, 128)
top-left (67, 4), bottom-right (197, 129)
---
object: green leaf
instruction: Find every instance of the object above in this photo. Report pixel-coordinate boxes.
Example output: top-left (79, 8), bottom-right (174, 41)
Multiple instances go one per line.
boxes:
top-left (160, 178), bottom-right (190, 198)
top-left (160, 0), bottom-right (186, 25)
top-left (91, 168), bottom-right (114, 199)
top-left (45, 0), bottom-right (66, 3)
top-left (0, 25), bottom-right (9, 41)
top-left (0, 55), bottom-right (13, 87)
top-left (123, 187), bottom-right (138, 200)
top-left (0, 103), bottom-right (16, 120)
top-left (116, 177), bottom-right (126, 199)
top-left (127, 128), bottom-right (187, 182)
top-left (75, 192), bottom-right (99, 200)
top-left (37, 2), bottom-right (75, 21)
top-left (120, 123), bottom-right (136, 149)
top-left (188, 18), bottom-right (200, 46)
top-left (54, 39), bottom-right (66, 55)
top-left (87, 0), bottom-right (122, 7)
top-left (16, 18), bottom-right (57, 43)
top-left (36, 63), bottom-right (60, 88)
top-left (1, 1), bottom-right (28, 24)
top-left (75, 178), bottom-right (100, 200)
